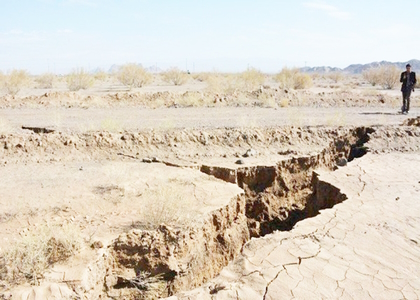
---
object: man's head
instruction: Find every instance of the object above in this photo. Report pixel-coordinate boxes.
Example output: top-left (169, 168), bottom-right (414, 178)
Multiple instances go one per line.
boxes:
top-left (406, 64), bottom-right (411, 72)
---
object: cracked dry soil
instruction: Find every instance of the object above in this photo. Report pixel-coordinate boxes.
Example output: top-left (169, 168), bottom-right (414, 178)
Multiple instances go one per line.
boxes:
top-left (1, 117), bottom-right (420, 299)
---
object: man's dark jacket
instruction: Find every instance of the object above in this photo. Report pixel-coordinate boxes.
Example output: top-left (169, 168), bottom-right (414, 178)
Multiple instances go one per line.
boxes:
top-left (400, 71), bottom-right (417, 92)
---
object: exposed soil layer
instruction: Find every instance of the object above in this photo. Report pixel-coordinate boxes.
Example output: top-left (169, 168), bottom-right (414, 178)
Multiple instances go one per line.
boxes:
top-left (103, 127), bottom-right (374, 298)
top-left (1, 118), bottom-right (420, 299)
top-left (0, 87), bottom-right (407, 109)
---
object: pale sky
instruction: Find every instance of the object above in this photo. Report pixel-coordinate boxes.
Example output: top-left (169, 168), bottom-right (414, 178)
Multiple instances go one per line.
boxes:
top-left (0, 0), bottom-right (419, 74)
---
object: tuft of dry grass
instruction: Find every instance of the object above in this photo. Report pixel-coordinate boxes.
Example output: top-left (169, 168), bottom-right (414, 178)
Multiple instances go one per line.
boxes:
top-left (328, 72), bottom-right (344, 83)
top-left (191, 72), bottom-right (211, 82)
top-left (115, 63), bottom-right (152, 89)
top-left (162, 67), bottom-right (189, 86)
top-left (275, 67), bottom-right (313, 90)
top-left (66, 68), bottom-right (95, 91)
top-left (94, 69), bottom-right (110, 82)
top-left (240, 68), bottom-right (265, 91)
top-left (0, 224), bottom-right (81, 285)
top-left (174, 92), bottom-right (214, 107)
top-left (139, 186), bottom-right (196, 229)
top-left (205, 73), bottom-right (239, 94)
top-left (2, 69), bottom-right (31, 95)
top-left (362, 65), bottom-right (400, 89)
top-left (279, 98), bottom-right (289, 107)
top-left (35, 72), bottom-right (56, 89)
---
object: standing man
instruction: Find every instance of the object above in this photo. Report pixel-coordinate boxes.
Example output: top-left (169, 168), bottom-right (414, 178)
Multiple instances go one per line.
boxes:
top-left (400, 63), bottom-right (416, 114)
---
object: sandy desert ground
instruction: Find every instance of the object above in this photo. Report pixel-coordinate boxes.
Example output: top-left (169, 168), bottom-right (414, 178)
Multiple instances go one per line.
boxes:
top-left (0, 74), bottom-right (420, 299)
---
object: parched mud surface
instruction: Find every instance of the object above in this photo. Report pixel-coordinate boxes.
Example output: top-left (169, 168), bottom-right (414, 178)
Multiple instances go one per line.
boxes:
top-left (1, 113), bottom-right (420, 299)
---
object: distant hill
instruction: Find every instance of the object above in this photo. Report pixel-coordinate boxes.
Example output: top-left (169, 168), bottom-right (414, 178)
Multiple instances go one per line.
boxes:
top-left (301, 59), bottom-right (420, 74)
top-left (107, 63), bottom-right (163, 74)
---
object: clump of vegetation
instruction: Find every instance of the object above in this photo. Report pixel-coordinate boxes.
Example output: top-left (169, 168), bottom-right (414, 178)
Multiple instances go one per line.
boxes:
top-left (191, 72), bottom-right (211, 82)
top-left (35, 72), bottom-right (56, 89)
top-left (94, 69), bottom-right (110, 82)
top-left (66, 68), bottom-right (95, 91)
top-left (328, 72), bottom-right (344, 83)
top-left (378, 65), bottom-right (400, 89)
top-left (116, 63), bottom-right (152, 89)
top-left (363, 65), bottom-right (400, 89)
top-left (205, 73), bottom-right (239, 94)
top-left (162, 67), bottom-right (189, 86)
top-left (240, 68), bottom-right (265, 91)
top-left (275, 67), bottom-right (313, 90)
top-left (140, 186), bottom-right (195, 228)
top-left (0, 224), bottom-right (81, 285)
top-left (1, 69), bottom-right (31, 95)
top-left (362, 67), bottom-right (381, 86)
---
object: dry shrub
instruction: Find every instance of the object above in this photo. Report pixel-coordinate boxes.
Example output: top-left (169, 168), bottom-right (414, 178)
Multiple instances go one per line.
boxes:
top-left (275, 67), bottom-right (313, 90)
top-left (311, 73), bottom-right (321, 80)
top-left (258, 92), bottom-right (277, 108)
top-left (378, 65), bottom-right (400, 89)
top-left (116, 63), bottom-right (152, 89)
top-left (240, 68), bottom-right (265, 91)
top-left (162, 67), bottom-right (189, 85)
top-left (94, 69), bottom-right (109, 82)
top-left (174, 92), bottom-right (213, 107)
top-left (328, 72), bottom-right (344, 83)
top-left (2, 69), bottom-right (31, 95)
top-left (205, 73), bottom-right (239, 94)
top-left (363, 65), bottom-right (400, 89)
top-left (140, 186), bottom-right (195, 228)
top-left (66, 68), bottom-right (94, 91)
top-left (279, 98), bottom-right (289, 107)
top-left (0, 224), bottom-right (81, 285)
top-left (362, 67), bottom-right (381, 86)
top-left (35, 72), bottom-right (55, 89)
top-left (192, 72), bottom-right (211, 82)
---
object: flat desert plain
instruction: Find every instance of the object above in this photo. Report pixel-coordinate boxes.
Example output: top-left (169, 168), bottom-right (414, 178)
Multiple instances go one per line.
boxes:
top-left (0, 74), bottom-right (420, 299)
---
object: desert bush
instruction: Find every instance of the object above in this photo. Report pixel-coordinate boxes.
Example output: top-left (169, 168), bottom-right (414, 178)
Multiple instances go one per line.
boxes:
top-left (2, 69), bottom-right (31, 95)
top-left (0, 224), bottom-right (81, 285)
top-left (116, 63), bottom-right (152, 89)
top-left (328, 72), bottom-right (344, 83)
top-left (275, 67), bottom-right (313, 90)
top-left (362, 67), bottom-right (381, 86)
top-left (258, 92), bottom-right (277, 108)
top-left (310, 73), bottom-right (321, 80)
top-left (378, 65), bottom-right (400, 89)
top-left (205, 73), bottom-right (240, 94)
top-left (279, 98), bottom-right (289, 107)
top-left (66, 68), bottom-right (94, 91)
top-left (35, 72), bottom-right (55, 88)
top-left (241, 68), bottom-right (265, 91)
top-left (192, 72), bottom-right (211, 82)
top-left (140, 186), bottom-right (195, 228)
top-left (162, 67), bottom-right (189, 85)
top-left (363, 65), bottom-right (400, 89)
top-left (94, 69), bottom-right (109, 82)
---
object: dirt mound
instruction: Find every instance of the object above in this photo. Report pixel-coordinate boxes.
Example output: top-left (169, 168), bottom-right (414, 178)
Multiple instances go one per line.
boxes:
top-left (0, 87), bottom-right (401, 109)
top-left (403, 116), bottom-right (420, 126)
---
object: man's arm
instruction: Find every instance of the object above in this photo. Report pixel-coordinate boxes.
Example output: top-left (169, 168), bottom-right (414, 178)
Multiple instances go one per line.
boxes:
top-left (400, 72), bottom-right (405, 83)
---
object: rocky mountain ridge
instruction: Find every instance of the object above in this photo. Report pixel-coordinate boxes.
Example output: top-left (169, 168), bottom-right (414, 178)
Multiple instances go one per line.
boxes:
top-left (301, 59), bottom-right (420, 74)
